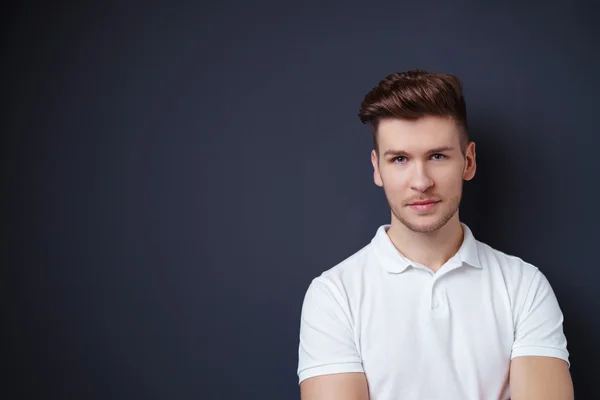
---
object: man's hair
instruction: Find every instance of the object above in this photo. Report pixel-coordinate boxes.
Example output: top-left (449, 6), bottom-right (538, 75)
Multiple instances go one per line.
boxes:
top-left (358, 69), bottom-right (469, 156)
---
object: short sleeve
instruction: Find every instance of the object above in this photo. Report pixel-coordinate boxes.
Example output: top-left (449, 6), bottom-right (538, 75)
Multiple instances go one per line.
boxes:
top-left (511, 269), bottom-right (570, 366)
top-left (297, 278), bottom-right (363, 384)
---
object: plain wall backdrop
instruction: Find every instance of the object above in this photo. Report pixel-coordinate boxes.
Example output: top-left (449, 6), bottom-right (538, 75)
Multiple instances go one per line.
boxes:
top-left (4, 1), bottom-right (599, 398)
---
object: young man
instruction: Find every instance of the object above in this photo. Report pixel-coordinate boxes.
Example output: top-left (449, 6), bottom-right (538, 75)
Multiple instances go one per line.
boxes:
top-left (297, 70), bottom-right (573, 399)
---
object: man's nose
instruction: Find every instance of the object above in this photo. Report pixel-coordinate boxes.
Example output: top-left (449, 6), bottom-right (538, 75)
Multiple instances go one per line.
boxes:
top-left (409, 163), bottom-right (434, 192)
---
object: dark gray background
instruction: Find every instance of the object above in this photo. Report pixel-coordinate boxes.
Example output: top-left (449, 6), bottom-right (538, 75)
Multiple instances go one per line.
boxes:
top-left (4, 1), bottom-right (598, 398)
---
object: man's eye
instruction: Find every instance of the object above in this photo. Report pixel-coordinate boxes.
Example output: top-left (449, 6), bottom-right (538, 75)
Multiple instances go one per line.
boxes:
top-left (393, 156), bottom-right (406, 163)
top-left (432, 154), bottom-right (445, 160)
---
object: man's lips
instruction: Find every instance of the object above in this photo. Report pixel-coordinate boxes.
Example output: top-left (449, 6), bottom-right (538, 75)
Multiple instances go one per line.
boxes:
top-left (408, 200), bottom-right (440, 206)
top-left (407, 200), bottom-right (440, 212)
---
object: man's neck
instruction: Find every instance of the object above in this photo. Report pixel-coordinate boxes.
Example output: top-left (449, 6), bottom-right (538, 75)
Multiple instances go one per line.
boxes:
top-left (386, 214), bottom-right (464, 273)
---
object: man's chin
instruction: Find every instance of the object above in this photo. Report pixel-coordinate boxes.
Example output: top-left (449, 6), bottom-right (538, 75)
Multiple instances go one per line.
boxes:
top-left (399, 216), bottom-right (447, 234)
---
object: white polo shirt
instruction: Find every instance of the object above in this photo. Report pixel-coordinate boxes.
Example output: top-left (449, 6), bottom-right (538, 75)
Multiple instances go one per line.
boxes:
top-left (297, 223), bottom-right (569, 400)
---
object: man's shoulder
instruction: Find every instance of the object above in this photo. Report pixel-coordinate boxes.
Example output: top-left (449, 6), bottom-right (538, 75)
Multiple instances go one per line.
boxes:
top-left (316, 242), bottom-right (375, 284)
top-left (320, 243), bottom-right (373, 279)
top-left (476, 238), bottom-right (540, 281)
top-left (300, 242), bottom-right (375, 313)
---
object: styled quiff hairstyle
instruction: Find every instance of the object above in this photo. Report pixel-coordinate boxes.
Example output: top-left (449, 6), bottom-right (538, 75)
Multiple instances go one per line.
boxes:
top-left (358, 69), bottom-right (469, 156)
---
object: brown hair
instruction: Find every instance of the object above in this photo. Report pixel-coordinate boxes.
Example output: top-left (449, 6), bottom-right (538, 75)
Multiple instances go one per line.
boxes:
top-left (358, 69), bottom-right (469, 155)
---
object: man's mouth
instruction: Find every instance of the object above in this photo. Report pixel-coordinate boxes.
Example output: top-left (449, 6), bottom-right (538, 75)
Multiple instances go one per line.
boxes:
top-left (408, 200), bottom-right (440, 211)
top-left (409, 200), bottom-right (439, 205)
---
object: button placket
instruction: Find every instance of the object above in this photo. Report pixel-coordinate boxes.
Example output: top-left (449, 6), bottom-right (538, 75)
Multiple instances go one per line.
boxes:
top-left (429, 276), bottom-right (447, 311)
top-left (430, 278), bottom-right (437, 310)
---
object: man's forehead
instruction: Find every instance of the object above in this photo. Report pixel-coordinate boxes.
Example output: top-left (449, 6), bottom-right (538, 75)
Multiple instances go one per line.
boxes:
top-left (377, 117), bottom-right (461, 148)
top-left (378, 129), bottom-right (459, 150)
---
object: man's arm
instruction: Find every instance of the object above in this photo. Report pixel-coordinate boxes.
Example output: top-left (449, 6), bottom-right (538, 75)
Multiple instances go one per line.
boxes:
top-left (508, 268), bottom-right (572, 398)
top-left (509, 356), bottom-right (574, 400)
top-left (300, 372), bottom-right (369, 400)
top-left (297, 279), bottom-right (367, 398)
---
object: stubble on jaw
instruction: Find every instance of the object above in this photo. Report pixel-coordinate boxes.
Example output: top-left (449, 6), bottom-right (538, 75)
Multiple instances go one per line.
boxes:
top-left (387, 193), bottom-right (462, 234)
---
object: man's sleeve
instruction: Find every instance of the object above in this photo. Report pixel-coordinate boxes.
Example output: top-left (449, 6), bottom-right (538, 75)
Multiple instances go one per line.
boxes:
top-left (297, 278), bottom-right (363, 384)
top-left (511, 269), bottom-right (570, 366)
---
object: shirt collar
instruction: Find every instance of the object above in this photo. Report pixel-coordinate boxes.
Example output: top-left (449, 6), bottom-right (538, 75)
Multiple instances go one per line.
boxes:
top-left (371, 223), bottom-right (482, 274)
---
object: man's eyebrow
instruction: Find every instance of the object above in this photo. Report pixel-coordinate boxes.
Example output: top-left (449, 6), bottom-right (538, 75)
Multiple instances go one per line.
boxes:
top-left (383, 149), bottom-right (410, 157)
top-left (382, 146), bottom-right (455, 157)
top-left (427, 146), bottom-right (455, 154)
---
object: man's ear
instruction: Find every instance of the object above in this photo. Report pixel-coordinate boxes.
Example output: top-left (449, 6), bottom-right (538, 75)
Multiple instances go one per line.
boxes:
top-left (463, 141), bottom-right (477, 181)
top-left (371, 149), bottom-right (383, 187)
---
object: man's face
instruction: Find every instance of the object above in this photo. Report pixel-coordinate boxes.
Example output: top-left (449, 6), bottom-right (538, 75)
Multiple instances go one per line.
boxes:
top-left (371, 116), bottom-right (476, 234)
